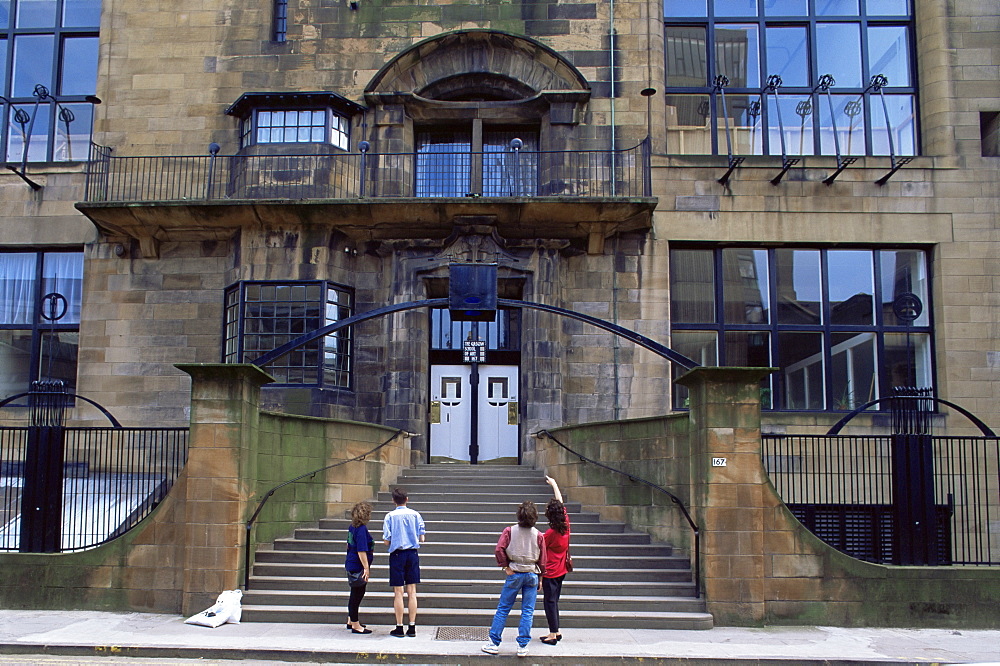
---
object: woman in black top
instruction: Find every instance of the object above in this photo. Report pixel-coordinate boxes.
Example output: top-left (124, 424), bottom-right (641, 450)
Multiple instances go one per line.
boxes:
top-left (345, 501), bottom-right (374, 634)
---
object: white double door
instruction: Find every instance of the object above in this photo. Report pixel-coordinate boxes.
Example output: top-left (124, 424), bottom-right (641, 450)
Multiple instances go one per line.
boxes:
top-left (429, 364), bottom-right (519, 463)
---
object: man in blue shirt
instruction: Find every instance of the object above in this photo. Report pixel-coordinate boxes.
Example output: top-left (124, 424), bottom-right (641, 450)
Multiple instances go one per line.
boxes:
top-left (382, 487), bottom-right (426, 637)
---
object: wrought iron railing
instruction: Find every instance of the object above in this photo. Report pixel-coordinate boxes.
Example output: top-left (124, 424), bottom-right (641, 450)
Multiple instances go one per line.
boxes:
top-left (0, 425), bottom-right (189, 552)
top-left (762, 433), bottom-right (1000, 566)
top-left (536, 429), bottom-right (700, 597)
top-left (83, 140), bottom-right (652, 203)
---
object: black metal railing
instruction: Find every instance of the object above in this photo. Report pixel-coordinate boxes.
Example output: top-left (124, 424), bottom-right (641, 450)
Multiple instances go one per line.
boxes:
top-left (762, 433), bottom-right (1000, 566)
top-left (0, 425), bottom-right (188, 552)
top-left (536, 429), bottom-right (700, 597)
top-left (243, 429), bottom-right (405, 590)
top-left (83, 140), bottom-right (652, 203)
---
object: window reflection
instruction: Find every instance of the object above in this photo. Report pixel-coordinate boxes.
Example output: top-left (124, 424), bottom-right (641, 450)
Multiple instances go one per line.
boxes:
top-left (665, 26), bottom-right (708, 86)
top-left (780, 331), bottom-right (825, 409)
top-left (764, 0), bottom-right (807, 15)
top-left (776, 249), bottom-right (821, 325)
top-left (884, 332), bottom-right (931, 388)
top-left (815, 0), bottom-right (858, 15)
top-left (670, 249), bottom-right (716, 324)
top-left (828, 250), bottom-right (874, 326)
top-left (767, 94), bottom-right (813, 156)
top-left (12, 33), bottom-right (54, 95)
top-left (666, 94), bottom-right (713, 154)
top-left (765, 26), bottom-right (808, 87)
top-left (819, 94), bottom-right (866, 156)
top-left (880, 249), bottom-right (928, 326)
top-left (722, 248), bottom-right (769, 325)
top-left (671, 330), bottom-right (718, 408)
top-left (817, 23), bottom-right (861, 88)
top-left (715, 24), bottom-right (759, 88)
top-left (867, 0), bottom-right (909, 15)
top-left (60, 36), bottom-right (99, 96)
top-left (714, 0), bottom-right (756, 16)
top-left (831, 332), bottom-right (876, 409)
top-left (868, 26), bottom-right (910, 87)
top-left (870, 94), bottom-right (915, 156)
top-left (15, 0), bottom-right (56, 28)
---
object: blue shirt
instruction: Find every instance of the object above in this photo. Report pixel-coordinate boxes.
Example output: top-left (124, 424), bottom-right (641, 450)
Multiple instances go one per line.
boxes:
top-left (382, 505), bottom-right (425, 552)
top-left (345, 524), bottom-right (374, 573)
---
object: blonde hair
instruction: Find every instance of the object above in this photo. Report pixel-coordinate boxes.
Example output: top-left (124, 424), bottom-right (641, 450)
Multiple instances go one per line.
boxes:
top-left (351, 501), bottom-right (372, 527)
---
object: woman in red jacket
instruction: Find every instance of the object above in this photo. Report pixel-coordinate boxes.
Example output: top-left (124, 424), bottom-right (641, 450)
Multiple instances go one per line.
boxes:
top-left (540, 475), bottom-right (570, 645)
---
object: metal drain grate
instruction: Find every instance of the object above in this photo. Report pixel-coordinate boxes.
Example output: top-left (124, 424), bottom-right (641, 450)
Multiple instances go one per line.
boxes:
top-left (435, 626), bottom-right (490, 641)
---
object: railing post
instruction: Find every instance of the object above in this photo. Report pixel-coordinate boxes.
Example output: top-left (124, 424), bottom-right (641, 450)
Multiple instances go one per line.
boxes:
top-left (358, 140), bottom-right (369, 198)
top-left (205, 143), bottom-right (220, 200)
top-left (19, 380), bottom-right (69, 553)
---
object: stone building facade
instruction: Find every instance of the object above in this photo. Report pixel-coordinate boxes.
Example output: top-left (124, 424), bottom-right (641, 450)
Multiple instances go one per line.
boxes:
top-left (0, 0), bottom-right (997, 463)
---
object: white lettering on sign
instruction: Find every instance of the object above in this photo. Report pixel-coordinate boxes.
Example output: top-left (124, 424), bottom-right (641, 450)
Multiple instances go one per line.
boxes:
top-left (463, 340), bottom-right (486, 363)
top-left (711, 457), bottom-right (727, 467)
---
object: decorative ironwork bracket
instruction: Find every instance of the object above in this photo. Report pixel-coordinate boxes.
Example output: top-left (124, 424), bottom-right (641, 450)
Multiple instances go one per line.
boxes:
top-left (868, 74), bottom-right (912, 185)
top-left (714, 76), bottom-right (745, 186)
top-left (764, 75), bottom-right (801, 185)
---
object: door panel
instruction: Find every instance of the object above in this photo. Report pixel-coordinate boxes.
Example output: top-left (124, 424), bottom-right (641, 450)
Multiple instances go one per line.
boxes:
top-left (429, 364), bottom-right (518, 463)
top-left (429, 365), bottom-right (472, 462)
top-left (478, 366), bottom-right (518, 462)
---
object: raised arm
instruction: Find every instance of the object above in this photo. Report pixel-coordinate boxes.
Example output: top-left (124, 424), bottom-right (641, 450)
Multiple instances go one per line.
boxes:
top-left (545, 475), bottom-right (563, 503)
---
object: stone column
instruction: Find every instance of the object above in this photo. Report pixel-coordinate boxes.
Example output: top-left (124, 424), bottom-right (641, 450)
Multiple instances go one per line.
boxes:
top-left (175, 363), bottom-right (273, 615)
top-left (675, 366), bottom-right (774, 625)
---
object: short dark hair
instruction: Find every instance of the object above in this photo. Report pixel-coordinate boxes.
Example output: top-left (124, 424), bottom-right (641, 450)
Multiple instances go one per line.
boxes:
top-left (516, 501), bottom-right (537, 528)
top-left (392, 487), bottom-right (408, 505)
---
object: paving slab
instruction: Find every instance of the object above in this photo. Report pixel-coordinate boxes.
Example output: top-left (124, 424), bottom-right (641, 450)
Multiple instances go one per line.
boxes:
top-left (0, 610), bottom-right (998, 664)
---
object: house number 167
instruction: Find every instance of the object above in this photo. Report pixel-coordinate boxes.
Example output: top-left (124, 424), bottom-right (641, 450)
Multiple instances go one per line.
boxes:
top-left (711, 457), bottom-right (727, 467)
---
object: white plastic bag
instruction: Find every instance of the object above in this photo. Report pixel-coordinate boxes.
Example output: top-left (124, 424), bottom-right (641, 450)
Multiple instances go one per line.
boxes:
top-left (184, 589), bottom-right (243, 627)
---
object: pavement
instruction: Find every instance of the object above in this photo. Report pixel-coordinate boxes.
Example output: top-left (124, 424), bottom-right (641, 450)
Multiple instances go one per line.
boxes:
top-left (0, 610), bottom-right (997, 665)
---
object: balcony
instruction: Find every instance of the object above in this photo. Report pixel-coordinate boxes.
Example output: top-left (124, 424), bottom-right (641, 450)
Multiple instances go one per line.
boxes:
top-left (76, 142), bottom-right (656, 257)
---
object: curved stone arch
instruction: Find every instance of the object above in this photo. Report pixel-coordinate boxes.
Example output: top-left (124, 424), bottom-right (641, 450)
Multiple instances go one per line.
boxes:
top-left (365, 29), bottom-right (590, 97)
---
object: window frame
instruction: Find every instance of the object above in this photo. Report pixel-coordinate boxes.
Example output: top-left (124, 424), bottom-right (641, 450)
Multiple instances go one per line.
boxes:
top-left (239, 107), bottom-right (350, 150)
top-left (662, 0), bottom-right (918, 157)
top-left (0, 248), bottom-right (84, 398)
top-left (223, 280), bottom-right (354, 389)
top-left (0, 0), bottom-right (99, 162)
top-left (226, 92), bottom-right (362, 152)
top-left (669, 244), bottom-right (935, 412)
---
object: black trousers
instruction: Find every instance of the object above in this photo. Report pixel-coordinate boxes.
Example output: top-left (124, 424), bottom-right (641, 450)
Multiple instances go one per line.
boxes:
top-left (348, 583), bottom-right (367, 622)
top-left (542, 575), bottom-right (565, 633)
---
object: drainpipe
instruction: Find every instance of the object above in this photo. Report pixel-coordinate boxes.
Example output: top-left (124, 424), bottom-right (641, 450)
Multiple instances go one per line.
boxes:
top-left (612, 235), bottom-right (621, 420)
top-left (609, 0), bottom-right (617, 195)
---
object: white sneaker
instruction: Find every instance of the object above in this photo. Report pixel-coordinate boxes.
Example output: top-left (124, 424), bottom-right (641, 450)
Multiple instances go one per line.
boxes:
top-left (516, 645), bottom-right (529, 658)
top-left (481, 642), bottom-right (499, 655)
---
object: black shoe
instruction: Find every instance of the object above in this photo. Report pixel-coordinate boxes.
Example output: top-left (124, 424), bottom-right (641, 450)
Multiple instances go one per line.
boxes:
top-left (352, 627), bottom-right (373, 634)
top-left (346, 623), bottom-right (366, 630)
top-left (406, 625), bottom-right (416, 637)
top-left (540, 637), bottom-right (558, 645)
top-left (390, 626), bottom-right (405, 637)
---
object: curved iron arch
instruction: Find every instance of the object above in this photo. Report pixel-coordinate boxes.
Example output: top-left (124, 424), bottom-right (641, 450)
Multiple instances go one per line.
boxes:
top-left (0, 391), bottom-right (124, 428)
top-left (251, 298), bottom-right (700, 371)
top-left (827, 396), bottom-right (996, 437)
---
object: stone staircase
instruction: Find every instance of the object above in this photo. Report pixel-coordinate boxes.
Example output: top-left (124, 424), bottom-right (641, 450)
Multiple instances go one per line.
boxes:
top-left (241, 464), bottom-right (713, 629)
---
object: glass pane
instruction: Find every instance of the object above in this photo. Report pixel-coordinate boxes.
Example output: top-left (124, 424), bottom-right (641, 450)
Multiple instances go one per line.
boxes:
top-left (62, 0), bottom-right (101, 26)
top-left (817, 23), bottom-right (861, 88)
top-left (39, 331), bottom-right (78, 390)
top-left (665, 26), bottom-right (708, 86)
top-left (880, 250), bottom-right (928, 326)
top-left (779, 331), bottom-right (825, 409)
top-left (715, 24), bottom-right (759, 88)
top-left (717, 93), bottom-right (764, 155)
top-left (0, 1), bottom-right (10, 28)
top-left (867, 0), bottom-right (908, 15)
top-left (52, 118), bottom-right (94, 163)
top-left (868, 26), bottom-right (910, 87)
top-left (670, 249), bottom-right (715, 323)
top-left (819, 94), bottom-right (867, 156)
top-left (828, 250), bottom-right (874, 325)
top-left (0, 330), bottom-right (33, 396)
top-left (763, 0), bottom-right (806, 14)
top-left (60, 36), bottom-right (99, 96)
top-left (714, 0), bottom-right (757, 16)
top-left (666, 94), bottom-right (713, 154)
top-left (815, 0), bottom-right (858, 15)
top-left (0, 252), bottom-right (36, 324)
top-left (16, 0), bottom-right (56, 27)
top-left (767, 93), bottom-right (813, 155)
top-left (725, 330), bottom-right (773, 408)
top-left (671, 330), bottom-right (718, 409)
top-left (870, 94), bottom-right (915, 155)
top-left (41, 252), bottom-right (83, 324)
top-left (883, 332), bottom-right (931, 388)
top-left (13, 34), bottom-right (55, 96)
top-left (831, 332), bottom-right (876, 409)
top-left (7, 103), bottom-right (51, 162)
top-left (665, 0), bottom-right (707, 17)
top-left (775, 249), bottom-right (821, 324)
top-left (766, 26), bottom-right (807, 87)
top-left (415, 131), bottom-right (472, 197)
top-left (722, 248), bottom-right (769, 324)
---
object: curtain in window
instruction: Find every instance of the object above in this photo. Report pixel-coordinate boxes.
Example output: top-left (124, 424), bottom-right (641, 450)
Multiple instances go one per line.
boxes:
top-left (0, 253), bottom-right (36, 324)
top-left (41, 252), bottom-right (83, 324)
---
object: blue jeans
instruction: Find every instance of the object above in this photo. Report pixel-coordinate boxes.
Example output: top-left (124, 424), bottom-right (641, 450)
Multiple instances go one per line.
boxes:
top-left (488, 571), bottom-right (538, 648)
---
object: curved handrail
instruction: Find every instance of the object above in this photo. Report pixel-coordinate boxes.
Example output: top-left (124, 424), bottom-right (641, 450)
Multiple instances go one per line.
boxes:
top-left (535, 429), bottom-right (700, 597)
top-left (243, 429), bottom-right (407, 590)
top-left (827, 395), bottom-right (996, 437)
top-left (0, 390), bottom-right (123, 428)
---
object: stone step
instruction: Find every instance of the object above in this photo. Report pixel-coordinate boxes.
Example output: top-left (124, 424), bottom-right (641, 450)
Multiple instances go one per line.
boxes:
top-left (246, 575), bottom-right (698, 597)
top-left (319, 517), bottom-right (626, 533)
top-left (374, 492), bottom-right (571, 505)
top-left (241, 588), bottom-right (707, 613)
top-left (239, 605), bottom-right (715, 630)
top-left (271, 539), bottom-right (671, 557)
top-left (253, 549), bottom-right (689, 569)
top-left (249, 562), bottom-right (695, 584)
top-left (291, 527), bottom-right (651, 545)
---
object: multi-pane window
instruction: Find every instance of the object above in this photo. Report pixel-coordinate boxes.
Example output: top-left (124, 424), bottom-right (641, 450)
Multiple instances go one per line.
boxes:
top-left (415, 127), bottom-right (539, 197)
top-left (1, 0), bottom-right (100, 162)
top-left (670, 246), bottom-right (932, 411)
top-left (0, 250), bottom-right (83, 398)
top-left (272, 0), bottom-right (287, 42)
top-left (239, 108), bottom-right (349, 150)
top-left (663, 0), bottom-right (916, 157)
top-left (223, 281), bottom-right (353, 388)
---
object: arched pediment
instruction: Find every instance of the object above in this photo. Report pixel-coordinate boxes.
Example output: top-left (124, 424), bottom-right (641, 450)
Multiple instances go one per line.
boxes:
top-left (365, 29), bottom-right (590, 97)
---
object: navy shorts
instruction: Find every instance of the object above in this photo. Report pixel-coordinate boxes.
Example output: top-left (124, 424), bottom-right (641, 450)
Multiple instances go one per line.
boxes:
top-left (388, 548), bottom-right (420, 587)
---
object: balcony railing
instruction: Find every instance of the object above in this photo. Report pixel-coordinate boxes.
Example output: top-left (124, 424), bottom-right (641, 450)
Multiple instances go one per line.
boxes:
top-left (83, 140), bottom-right (652, 203)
